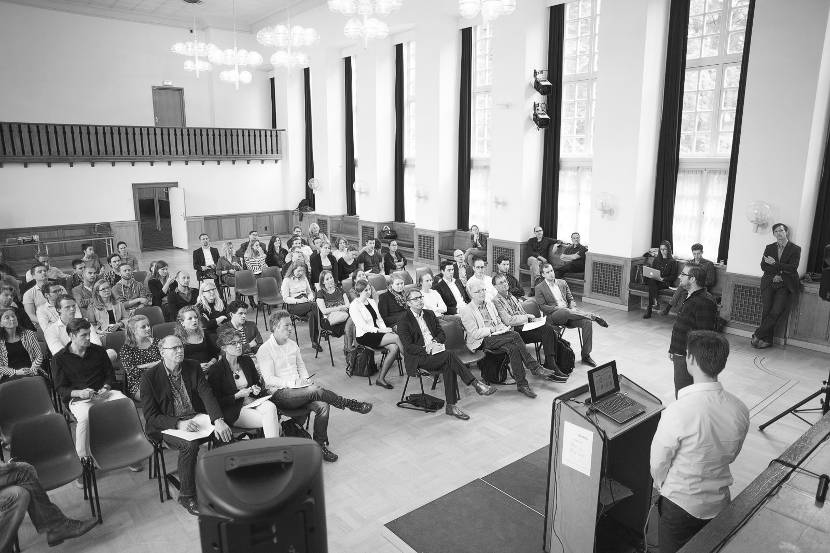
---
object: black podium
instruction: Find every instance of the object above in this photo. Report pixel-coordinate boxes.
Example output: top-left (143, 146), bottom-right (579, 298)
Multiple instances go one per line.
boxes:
top-left (544, 375), bottom-right (664, 553)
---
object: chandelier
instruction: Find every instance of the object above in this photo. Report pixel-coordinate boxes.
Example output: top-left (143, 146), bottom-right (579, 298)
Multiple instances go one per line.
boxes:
top-left (328, 0), bottom-right (403, 47)
top-left (212, 0), bottom-right (263, 89)
top-left (171, 21), bottom-right (214, 78)
top-left (257, 20), bottom-right (318, 70)
top-left (459, 0), bottom-right (517, 22)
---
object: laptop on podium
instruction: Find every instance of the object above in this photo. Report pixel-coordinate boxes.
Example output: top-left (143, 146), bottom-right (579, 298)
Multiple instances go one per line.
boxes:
top-left (587, 361), bottom-right (646, 424)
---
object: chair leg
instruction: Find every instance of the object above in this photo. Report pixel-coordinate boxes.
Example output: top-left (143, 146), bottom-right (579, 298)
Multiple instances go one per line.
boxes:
top-left (327, 334), bottom-right (334, 367)
top-left (398, 375), bottom-right (410, 403)
top-left (376, 351), bottom-right (388, 385)
top-left (159, 450), bottom-right (173, 499)
top-left (88, 459), bottom-right (102, 524)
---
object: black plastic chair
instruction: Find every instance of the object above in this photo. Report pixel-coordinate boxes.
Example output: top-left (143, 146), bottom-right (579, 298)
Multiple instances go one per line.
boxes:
top-left (152, 322), bottom-right (177, 339)
top-left (134, 306), bottom-right (165, 327)
top-left (10, 413), bottom-right (93, 516)
top-left (88, 398), bottom-right (155, 522)
top-left (256, 277), bottom-right (283, 330)
top-left (0, 377), bottom-right (56, 461)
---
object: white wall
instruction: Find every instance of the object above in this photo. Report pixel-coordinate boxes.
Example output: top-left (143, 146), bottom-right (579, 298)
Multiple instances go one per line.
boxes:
top-left (0, 2), bottom-right (270, 128)
top-left (0, 162), bottom-right (284, 228)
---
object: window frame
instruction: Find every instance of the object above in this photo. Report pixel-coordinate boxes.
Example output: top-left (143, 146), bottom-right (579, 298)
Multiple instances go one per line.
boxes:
top-left (472, 23), bottom-right (493, 162)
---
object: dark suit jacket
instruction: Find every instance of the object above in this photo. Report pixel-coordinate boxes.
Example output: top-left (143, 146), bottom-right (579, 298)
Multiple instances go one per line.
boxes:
top-left (434, 277), bottom-right (469, 315)
top-left (453, 262), bottom-right (473, 282)
top-left (140, 359), bottom-right (223, 439)
top-left (761, 241), bottom-right (801, 293)
top-left (534, 279), bottom-right (576, 314)
top-left (397, 309), bottom-right (446, 376)
top-left (310, 252), bottom-right (340, 287)
top-left (192, 247), bottom-right (220, 281)
top-left (206, 355), bottom-right (267, 425)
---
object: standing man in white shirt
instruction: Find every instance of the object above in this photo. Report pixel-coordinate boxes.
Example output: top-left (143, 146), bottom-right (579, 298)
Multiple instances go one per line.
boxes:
top-left (650, 330), bottom-right (749, 553)
top-left (256, 310), bottom-right (372, 463)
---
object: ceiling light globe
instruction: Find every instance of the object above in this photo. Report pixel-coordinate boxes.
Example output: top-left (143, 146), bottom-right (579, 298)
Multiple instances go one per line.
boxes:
top-left (458, 0), bottom-right (481, 19)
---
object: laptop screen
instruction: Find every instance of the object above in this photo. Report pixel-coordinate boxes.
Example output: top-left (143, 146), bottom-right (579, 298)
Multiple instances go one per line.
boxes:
top-left (588, 361), bottom-right (619, 401)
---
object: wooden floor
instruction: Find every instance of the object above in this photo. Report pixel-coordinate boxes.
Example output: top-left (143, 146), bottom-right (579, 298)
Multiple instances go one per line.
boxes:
top-left (13, 246), bottom-right (829, 553)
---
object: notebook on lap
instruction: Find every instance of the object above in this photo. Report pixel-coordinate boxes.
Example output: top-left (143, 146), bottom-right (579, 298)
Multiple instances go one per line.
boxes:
top-left (587, 361), bottom-right (646, 424)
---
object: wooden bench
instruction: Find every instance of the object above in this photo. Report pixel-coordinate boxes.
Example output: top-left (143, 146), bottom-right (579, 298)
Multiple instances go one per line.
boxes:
top-left (628, 258), bottom-right (726, 307)
top-left (518, 241), bottom-right (586, 297)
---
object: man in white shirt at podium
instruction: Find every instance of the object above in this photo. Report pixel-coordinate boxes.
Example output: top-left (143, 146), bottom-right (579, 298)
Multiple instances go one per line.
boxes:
top-left (649, 330), bottom-right (749, 553)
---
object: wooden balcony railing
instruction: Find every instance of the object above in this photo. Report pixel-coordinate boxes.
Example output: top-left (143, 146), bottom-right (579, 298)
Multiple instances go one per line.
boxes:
top-left (0, 122), bottom-right (283, 166)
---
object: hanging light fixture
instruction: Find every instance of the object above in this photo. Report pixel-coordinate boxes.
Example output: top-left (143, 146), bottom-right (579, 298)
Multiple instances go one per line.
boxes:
top-left (170, 16), bottom-right (215, 78)
top-left (458, 0), bottom-right (517, 23)
top-left (257, 15), bottom-right (318, 70)
top-left (328, 0), bottom-right (403, 48)
top-left (210, 0), bottom-right (263, 89)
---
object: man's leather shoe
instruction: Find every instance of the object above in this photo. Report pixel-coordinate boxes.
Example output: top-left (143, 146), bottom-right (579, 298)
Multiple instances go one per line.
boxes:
top-left (643, 307), bottom-right (652, 319)
top-left (529, 364), bottom-right (556, 378)
top-left (593, 316), bottom-right (609, 328)
top-left (344, 399), bottom-right (373, 414)
top-left (546, 370), bottom-right (569, 383)
top-left (177, 496), bottom-right (199, 516)
top-left (517, 384), bottom-right (537, 398)
top-left (320, 444), bottom-right (339, 462)
top-left (750, 335), bottom-right (759, 348)
top-left (47, 518), bottom-right (98, 546)
top-left (445, 404), bottom-right (470, 420)
top-left (582, 355), bottom-right (597, 368)
top-left (756, 339), bottom-right (772, 349)
top-left (473, 380), bottom-right (496, 396)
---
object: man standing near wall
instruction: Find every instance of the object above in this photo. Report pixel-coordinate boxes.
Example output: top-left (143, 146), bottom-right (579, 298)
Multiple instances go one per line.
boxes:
top-left (752, 223), bottom-right (801, 349)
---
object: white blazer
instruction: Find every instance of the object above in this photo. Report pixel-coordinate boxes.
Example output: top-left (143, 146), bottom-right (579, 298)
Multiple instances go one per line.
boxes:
top-left (348, 298), bottom-right (387, 337)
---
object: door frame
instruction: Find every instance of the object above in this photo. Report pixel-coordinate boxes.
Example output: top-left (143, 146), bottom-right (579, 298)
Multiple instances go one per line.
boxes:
top-left (132, 182), bottom-right (178, 251)
top-left (151, 86), bottom-right (186, 127)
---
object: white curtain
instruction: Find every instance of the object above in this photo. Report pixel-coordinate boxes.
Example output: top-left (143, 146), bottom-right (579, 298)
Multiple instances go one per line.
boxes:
top-left (672, 168), bottom-right (727, 259)
top-left (557, 166), bottom-right (592, 243)
top-left (469, 165), bottom-right (491, 232)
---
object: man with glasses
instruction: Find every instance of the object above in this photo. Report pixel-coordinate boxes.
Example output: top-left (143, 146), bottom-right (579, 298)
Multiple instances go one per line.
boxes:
top-left (257, 310), bottom-right (372, 462)
top-left (494, 255), bottom-right (524, 299)
top-left (461, 280), bottom-right (557, 398)
top-left (235, 230), bottom-right (263, 259)
top-left (534, 263), bottom-right (608, 368)
top-left (526, 226), bottom-right (558, 294)
top-left (492, 274), bottom-right (569, 382)
top-left (36, 283), bottom-right (79, 330)
top-left (452, 249), bottom-right (473, 287)
top-left (218, 300), bottom-right (263, 356)
top-left (45, 295), bottom-right (104, 356)
top-left (668, 265), bottom-right (718, 395)
top-left (397, 289), bottom-right (496, 420)
top-left (466, 257), bottom-right (498, 301)
top-left (140, 335), bottom-right (231, 516)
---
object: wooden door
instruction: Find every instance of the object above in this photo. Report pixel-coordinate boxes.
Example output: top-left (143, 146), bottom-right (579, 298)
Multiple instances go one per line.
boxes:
top-left (152, 87), bottom-right (185, 127)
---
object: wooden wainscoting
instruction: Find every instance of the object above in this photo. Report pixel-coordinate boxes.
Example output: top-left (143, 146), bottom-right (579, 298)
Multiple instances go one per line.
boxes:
top-left (199, 210), bottom-right (293, 247)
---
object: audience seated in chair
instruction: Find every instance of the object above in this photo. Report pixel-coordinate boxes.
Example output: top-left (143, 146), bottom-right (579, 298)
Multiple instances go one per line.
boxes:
top-left (378, 275), bottom-right (408, 328)
top-left (99, 254), bottom-right (122, 288)
top-left (256, 310), bottom-right (372, 463)
top-left (147, 261), bottom-right (172, 309)
top-left (72, 266), bottom-right (99, 311)
top-left (492, 275), bottom-right (569, 382)
top-left (25, 254), bottom-right (68, 285)
top-left (310, 241), bottom-right (339, 289)
top-left (349, 279), bottom-right (403, 389)
top-left (37, 283), bottom-right (79, 330)
top-left (119, 315), bottom-right (161, 399)
top-left (397, 289), bottom-right (495, 420)
top-left (265, 235), bottom-right (288, 269)
top-left (315, 270), bottom-right (355, 355)
top-left (216, 242), bottom-right (244, 296)
top-left (166, 271), bottom-right (197, 321)
top-left (464, 225), bottom-right (487, 267)
top-left (662, 242), bottom-right (717, 316)
top-left (80, 243), bottom-right (102, 273)
top-left (234, 230), bottom-right (264, 260)
top-left (434, 260), bottom-right (470, 317)
top-left (281, 262), bottom-right (320, 352)
top-left (66, 259), bottom-right (86, 292)
top-left (460, 280), bottom-right (556, 398)
top-left (533, 263), bottom-right (608, 367)
top-left (526, 226), bottom-right (559, 294)
top-left (0, 307), bottom-right (44, 383)
top-left (556, 232), bottom-right (588, 277)
top-left (466, 257), bottom-right (498, 301)
top-left (116, 242), bottom-right (139, 272)
top-left (0, 285), bottom-right (35, 332)
top-left (383, 240), bottom-right (407, 275)
top-left (337, 245), bottom-right (360, 283)
top-left (192, 233), bottom-right (220, 284)
top-left (53, 318), bottom-right (128, 459)
top-left (0, 459), bottom-right (98, 550)
top-left (196, 280), bottom-right (228, 334)
top-left (112, 263), bottom-right (151, 316)
top-left (217, 301), bottom-right (263, 357)
top-left (243, 240), bottom-right (267, 280)
top-left (357, 238), bottom-right (383, 275)
top-left (174, 305), bottom-right (219, 372)
top-left (22, 263), bottom-right (50, 331)
top-left (206, 325), bottom-right (279, 439)
top-left (45, 295), bottom-right (105, 357)
top-left (493, 255), bottom-right (524, 299)
top-left (643, 241), bottom-right (679, 319)
top-left (452, 249), bottom-right (473, 287)
top-left (140, 335), bottom-right (231, 516)
top-left (419, 272), bottom-right (455, 321)
top-left (86, 279), bottom-right (129, 336)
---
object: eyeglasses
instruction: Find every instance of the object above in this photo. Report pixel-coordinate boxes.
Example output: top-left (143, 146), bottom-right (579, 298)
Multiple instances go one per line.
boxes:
top-left (203, 288), bottom-right (216, 292)
top-left (680, 272), bottom-right (691, 277)
top-left (225, 341), bottom-right (244, 347)
top-left (161, 345), bottom-right (185, 351)
top-left (474, 265), bottom-right (485, 270)
top-left (408, 296), bottom-right (424, 302)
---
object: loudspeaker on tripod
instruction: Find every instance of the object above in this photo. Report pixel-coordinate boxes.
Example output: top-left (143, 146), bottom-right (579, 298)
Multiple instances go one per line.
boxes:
top-left (196, 438), bottom-right (327, 553)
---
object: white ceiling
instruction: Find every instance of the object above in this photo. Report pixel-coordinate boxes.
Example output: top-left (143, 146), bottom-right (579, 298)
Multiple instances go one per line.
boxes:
top-left (2, 0), bottom-right (326, 31)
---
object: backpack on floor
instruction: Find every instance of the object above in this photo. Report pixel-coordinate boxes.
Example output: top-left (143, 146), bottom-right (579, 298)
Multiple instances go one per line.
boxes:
top-left (553, 334), bottom-right (576, 375)
top-left (346, 345), bottom-right (378, 378)
top-left (478, 350), bottom-right (510, 384)
top-left (281, 419), bottom-right (312, 440)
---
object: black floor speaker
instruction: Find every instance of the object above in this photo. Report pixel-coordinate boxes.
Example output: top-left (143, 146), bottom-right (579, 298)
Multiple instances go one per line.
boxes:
top-left (196, 437), bottom-right (326, 553)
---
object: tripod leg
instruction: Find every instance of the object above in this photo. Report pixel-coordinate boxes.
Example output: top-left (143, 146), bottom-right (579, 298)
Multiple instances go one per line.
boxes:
top-left (759, 389), bottom-right (824, 431)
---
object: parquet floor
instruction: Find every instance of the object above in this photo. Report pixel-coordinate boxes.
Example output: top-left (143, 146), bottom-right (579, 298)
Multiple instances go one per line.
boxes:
top-left (12, 247), bottom-right (829, 553)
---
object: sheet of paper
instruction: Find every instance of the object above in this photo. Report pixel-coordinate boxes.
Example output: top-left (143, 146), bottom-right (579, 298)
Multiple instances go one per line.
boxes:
top-left (561, 420), bottom-right (593, 477)
top-left (243, 396), bottom-right (273, 409)
top-left (161, 413), bottom-right (215, 441)
top-left (522, 319), bottom-right (546, 332)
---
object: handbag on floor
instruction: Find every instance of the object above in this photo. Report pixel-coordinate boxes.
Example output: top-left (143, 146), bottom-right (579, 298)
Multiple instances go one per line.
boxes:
top-left (478, 351), bottom-right (509, 384)
top-left (346, 345), bottom-right (378, 378)
top-left (280, 419), bottom-right (311, 440)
